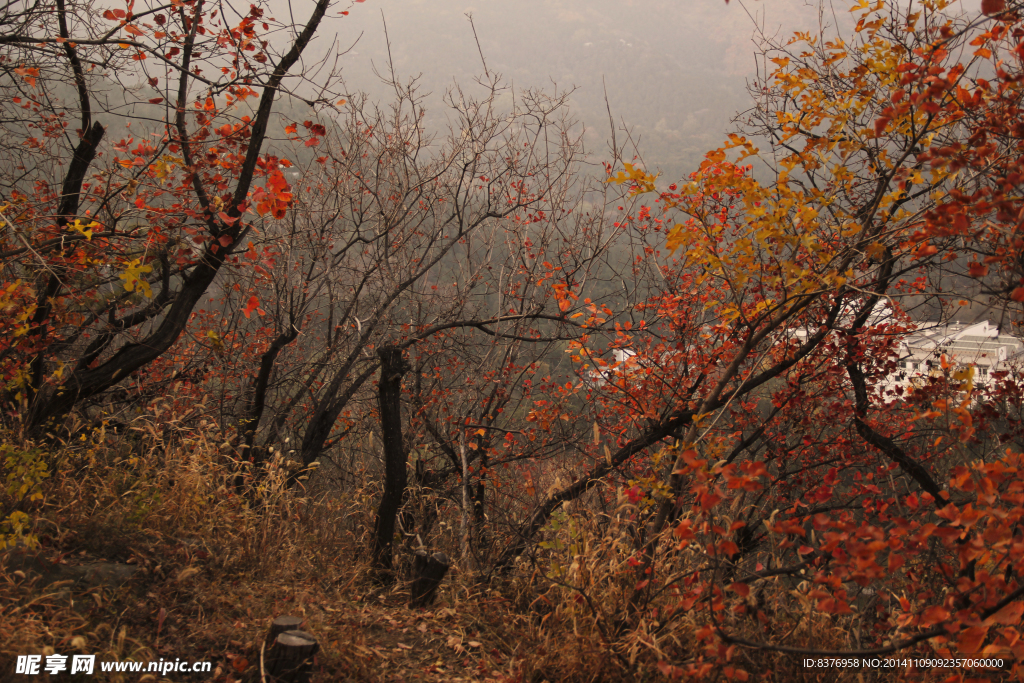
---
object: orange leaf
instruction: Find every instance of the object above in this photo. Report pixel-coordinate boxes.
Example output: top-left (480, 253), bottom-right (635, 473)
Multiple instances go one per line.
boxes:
top-left (985, 602), bottom-right (1024, 626)
top-left (920, 605), bottom-right (950, 626)
top-left (957, 626), bottom-right (988, 653)
top-left (13, 67), bottom-right (39, 88)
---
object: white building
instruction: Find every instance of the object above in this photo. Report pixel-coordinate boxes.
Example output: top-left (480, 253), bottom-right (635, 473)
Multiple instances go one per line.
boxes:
top-left (881, 320), bottom-right (1024, 397)
top-left (586, 303), bottom-right (1024, 401)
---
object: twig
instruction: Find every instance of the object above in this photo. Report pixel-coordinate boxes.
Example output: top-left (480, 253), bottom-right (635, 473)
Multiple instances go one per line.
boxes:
top-left (0, 205), bottom-right (65, 285)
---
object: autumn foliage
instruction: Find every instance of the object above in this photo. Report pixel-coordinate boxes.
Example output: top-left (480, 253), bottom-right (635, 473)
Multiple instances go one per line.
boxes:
top-left (3, 0), bottom-right (1024, 681)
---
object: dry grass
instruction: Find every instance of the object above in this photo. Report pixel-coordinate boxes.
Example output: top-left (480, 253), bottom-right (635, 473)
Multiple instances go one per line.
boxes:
top-left (1, 418), bottom-right (937, 682)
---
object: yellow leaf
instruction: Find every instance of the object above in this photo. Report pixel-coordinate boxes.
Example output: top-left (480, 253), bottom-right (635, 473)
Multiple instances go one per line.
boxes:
top-left (68, 218), bottom-right (97, 240)
top-left (119, 258), bottom-right (154, 297)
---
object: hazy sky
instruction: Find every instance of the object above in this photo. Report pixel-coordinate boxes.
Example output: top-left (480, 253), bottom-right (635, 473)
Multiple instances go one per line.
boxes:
top-left (281, 0), bottom-right (824, 178)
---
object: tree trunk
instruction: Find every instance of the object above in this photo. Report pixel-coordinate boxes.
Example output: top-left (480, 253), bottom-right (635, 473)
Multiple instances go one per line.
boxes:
top-left (371, 345), bottom-right (410, 576)
top-left (235, 327), bottom-right (300, 491)
top-left (408, 550), bottom-right (450, 608)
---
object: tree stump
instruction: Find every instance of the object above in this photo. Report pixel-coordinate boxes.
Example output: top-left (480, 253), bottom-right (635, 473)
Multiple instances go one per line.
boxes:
top-left (264, 615), bottom-right (304, 648)
top-left (408, 550), bottom-right (451, 608)
top-left (261, 616), bottom-right (318, 683)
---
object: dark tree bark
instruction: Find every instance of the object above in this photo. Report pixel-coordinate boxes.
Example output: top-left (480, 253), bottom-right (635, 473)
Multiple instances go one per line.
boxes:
top-left (264, 630), bottom-right (318, 683)
top-left (240, 327), bottom-right (300, 461)
top-left (371, 344), bottom-right (411, 575)
top-left (25, 7), bottom-right (105, 397)
top-left (408, 550), bottom-right (450, 608)
top-left (263, 616), bottom-right (304, 649)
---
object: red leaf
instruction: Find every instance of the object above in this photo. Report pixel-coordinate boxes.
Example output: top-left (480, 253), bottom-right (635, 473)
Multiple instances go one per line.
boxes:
top-left (243, 295), bottom-right (260, 319)
top-left (1011, 287), bottom-right (1024, 302)
top-left (729, 582), bottom-right (750, 597)
top-left (149, 97), bottom-right (164, 104)
top-left (981, 0), bottom-right (1006, 14)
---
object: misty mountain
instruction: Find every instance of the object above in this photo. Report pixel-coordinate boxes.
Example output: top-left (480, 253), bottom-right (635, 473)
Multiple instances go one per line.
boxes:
top-left (298, 0), bottom-right (824, 182)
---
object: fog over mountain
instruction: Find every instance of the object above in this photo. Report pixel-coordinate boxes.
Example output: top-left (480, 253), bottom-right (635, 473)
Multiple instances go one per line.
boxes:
top-left (292, 0), bottom-right (824, 182)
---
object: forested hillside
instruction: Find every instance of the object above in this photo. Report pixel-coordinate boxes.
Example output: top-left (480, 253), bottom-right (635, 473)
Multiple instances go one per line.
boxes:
top-left (3, 0), bottom-right (1024, 681)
